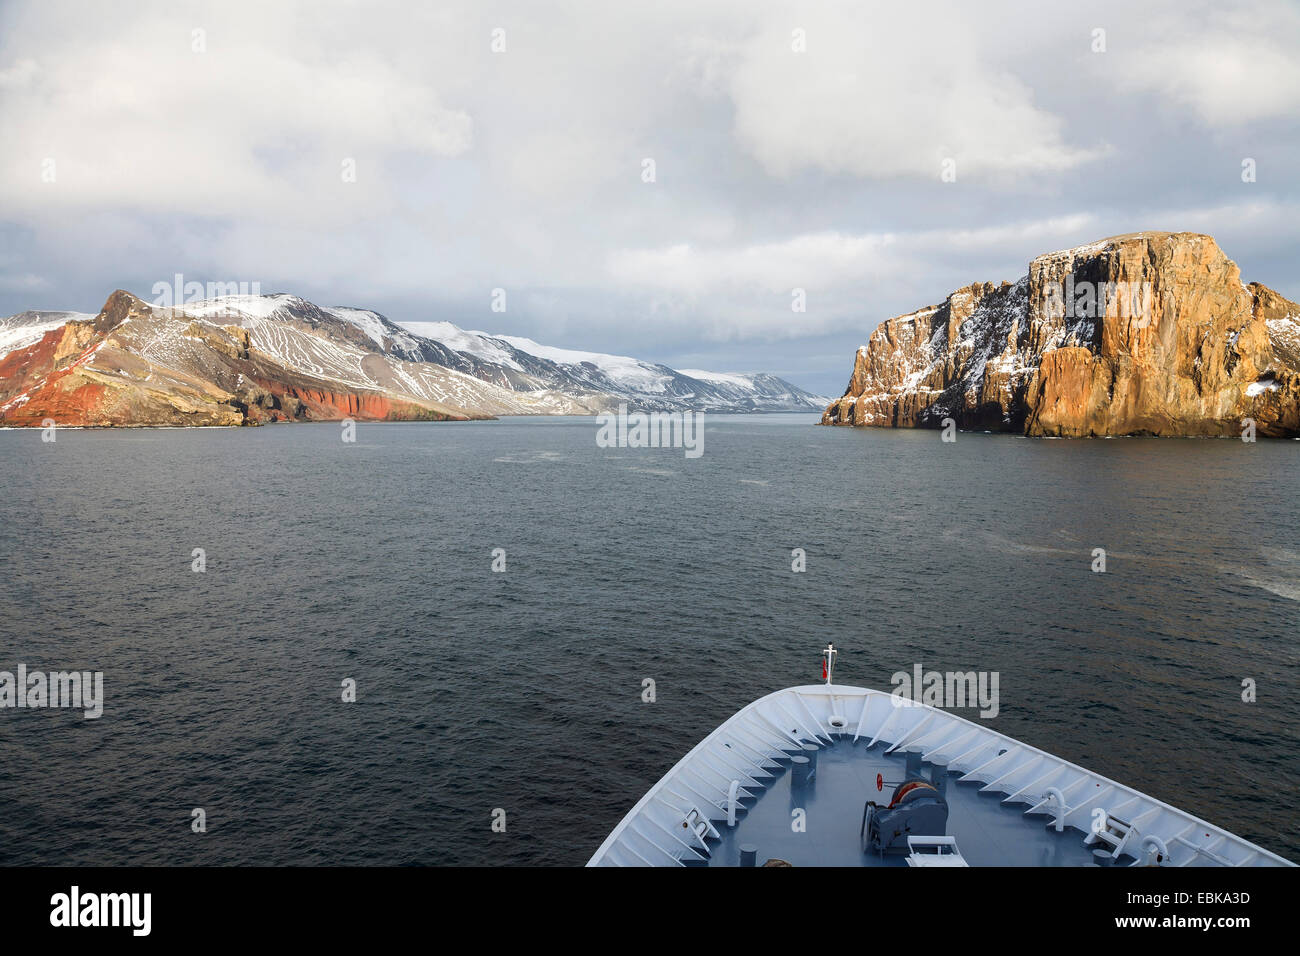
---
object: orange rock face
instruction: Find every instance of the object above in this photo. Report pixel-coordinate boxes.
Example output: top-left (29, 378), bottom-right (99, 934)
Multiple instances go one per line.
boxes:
top-left (822, 233), bottom-right (1300, 437)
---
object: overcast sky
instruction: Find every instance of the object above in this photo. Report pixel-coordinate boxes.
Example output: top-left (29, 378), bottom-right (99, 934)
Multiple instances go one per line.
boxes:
top-left (1, 0), bottom-right (1298, 396)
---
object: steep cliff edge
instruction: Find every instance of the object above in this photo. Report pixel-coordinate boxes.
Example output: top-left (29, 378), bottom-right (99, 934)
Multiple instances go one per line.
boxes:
top-left (822, 232), bottom-right (1300, 437)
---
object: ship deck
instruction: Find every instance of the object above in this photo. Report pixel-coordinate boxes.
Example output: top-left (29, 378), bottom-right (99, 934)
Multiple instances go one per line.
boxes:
top-left (696, 738), bottom-right (1100, 866)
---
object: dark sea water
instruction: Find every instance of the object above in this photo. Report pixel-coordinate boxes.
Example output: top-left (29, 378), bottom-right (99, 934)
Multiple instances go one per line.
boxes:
top-left (1, 415), bottom-right (1297, 866)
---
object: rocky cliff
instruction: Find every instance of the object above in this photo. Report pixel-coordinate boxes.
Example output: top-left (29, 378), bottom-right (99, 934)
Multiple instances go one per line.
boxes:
top-left (822, 232), bottom-right (1300, 437)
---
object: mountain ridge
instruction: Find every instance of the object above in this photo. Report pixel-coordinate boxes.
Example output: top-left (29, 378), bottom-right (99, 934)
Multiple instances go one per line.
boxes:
top-left (0, 290), bottom-right (826, 427)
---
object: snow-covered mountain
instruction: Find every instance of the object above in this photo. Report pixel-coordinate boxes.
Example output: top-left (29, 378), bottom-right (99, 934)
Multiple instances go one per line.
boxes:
top-left (400, 322), bottom-right (828, 412)
top-left (172, 294), bottom-right (826, 411)
top-left (0, 291), bottom-right (826, 427)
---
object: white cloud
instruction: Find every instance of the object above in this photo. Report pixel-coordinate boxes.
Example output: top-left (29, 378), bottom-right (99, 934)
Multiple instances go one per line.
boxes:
top-left (1105, 2), bottom-right (1300, 127)
top-left (607, 215), bottom-right (1102, 296)
top-left (609, 232), bottom-right (897, 294)
top-left (603, 217), bottom-right (1116, 341)
top-left (600, 209), bottom-right (1300, 343)
top-left (0, 2), bottom-right (473, 220)
top-left (723, 6), bottom-right (1100, 180)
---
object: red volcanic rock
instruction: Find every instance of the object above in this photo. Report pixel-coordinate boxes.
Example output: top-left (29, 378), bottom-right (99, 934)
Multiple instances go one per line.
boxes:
top-left (822, 233), bottom-right (1300, 437)
top-left (0, 291), bottom-right (487, 427)
top-left (255, 382), bottom-right (462, 422)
